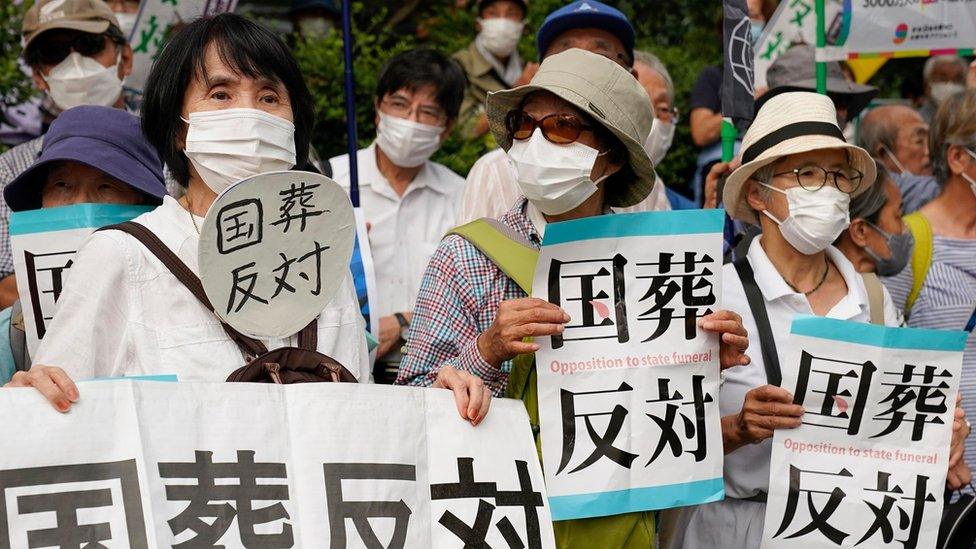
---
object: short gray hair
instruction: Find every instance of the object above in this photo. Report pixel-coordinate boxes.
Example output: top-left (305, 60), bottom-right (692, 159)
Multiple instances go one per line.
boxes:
top-left (634, 50), bottom-right (674, 106)
top-left (849, 160), bottom-right (890, 222)
top-left (859, 105), bottom-right (903, 157)
top-left (923, 55), bottom-right (968, 83)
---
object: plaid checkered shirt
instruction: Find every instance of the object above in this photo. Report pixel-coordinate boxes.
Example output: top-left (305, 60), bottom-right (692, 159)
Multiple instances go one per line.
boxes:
top-left (395, 198), bottom-right (539, 396)
top-left (0, 137), bottom-right (43, 278)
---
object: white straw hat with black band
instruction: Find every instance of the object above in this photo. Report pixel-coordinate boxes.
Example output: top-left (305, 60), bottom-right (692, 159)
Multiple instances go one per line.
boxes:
top-left (723, 91), bottom-right (877, 225)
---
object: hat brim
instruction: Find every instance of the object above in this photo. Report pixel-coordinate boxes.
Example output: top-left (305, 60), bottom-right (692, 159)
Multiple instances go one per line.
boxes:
top-left (5, 136), bottom-right (166, 212)
top-left (486, 82), bottom-right (656, 209)
top-left (24, 19), bottom-right (111, 49)
top-left (758, 79), bottom-right (879, 120)
top-left (722, 136), bottom-right (877, 225)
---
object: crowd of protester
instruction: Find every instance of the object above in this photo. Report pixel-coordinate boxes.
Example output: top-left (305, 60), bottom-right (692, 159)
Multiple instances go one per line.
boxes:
top-left (1, 0), bottom-right (975, 546)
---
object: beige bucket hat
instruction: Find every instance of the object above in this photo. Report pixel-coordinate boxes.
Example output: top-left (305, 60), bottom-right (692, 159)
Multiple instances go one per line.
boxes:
top-left (723, 91), bottom-right (877, 225)
top-left (486, 48), bottom-right (656, 209)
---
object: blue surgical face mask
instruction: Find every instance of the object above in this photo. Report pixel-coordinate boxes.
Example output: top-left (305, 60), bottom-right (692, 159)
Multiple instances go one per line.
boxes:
top-left (750, 20), bottom-right (764, 44)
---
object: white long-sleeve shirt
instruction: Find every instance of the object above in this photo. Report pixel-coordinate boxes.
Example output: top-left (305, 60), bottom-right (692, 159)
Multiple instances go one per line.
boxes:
top-left (33, 196), bottom-right (370, 382)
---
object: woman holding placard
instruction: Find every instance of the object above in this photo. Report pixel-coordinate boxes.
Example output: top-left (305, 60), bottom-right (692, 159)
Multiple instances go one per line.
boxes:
top-left (669, 91), bottom-right (969, 549)
top-left (6, 14), bottom-right (491, 425)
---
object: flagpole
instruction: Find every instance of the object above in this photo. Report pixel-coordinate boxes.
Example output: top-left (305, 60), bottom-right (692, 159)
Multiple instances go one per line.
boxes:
top-left (815, 0), bottom-right (827, 94)
top-left (341, 0), bottom-right (359, 207)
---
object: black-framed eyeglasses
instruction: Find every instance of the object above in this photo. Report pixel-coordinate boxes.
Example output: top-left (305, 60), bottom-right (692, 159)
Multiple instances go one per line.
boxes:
top-left (773, 164), bottom-right (864, 194)
top-left (506, 111), bottom-right (596, 145)
top-left (33, 33), bottom-right (112, 67)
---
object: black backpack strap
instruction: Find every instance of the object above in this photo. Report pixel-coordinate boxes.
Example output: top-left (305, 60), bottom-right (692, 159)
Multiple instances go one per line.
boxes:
top-left (99, 221), bottom-right (271, 358)
top-left (733, 257), bottom-right (782, 386)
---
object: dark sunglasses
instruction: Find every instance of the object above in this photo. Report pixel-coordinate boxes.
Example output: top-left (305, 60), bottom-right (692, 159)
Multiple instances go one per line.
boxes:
top-left (505, 111), bottom-right (596, 145)
top-left (34, 33), bottom-right (110, 66)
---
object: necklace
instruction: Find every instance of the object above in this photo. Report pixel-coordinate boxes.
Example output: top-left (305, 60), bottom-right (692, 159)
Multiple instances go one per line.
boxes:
top-left (185, 195), bottom-right (201, 235)
top-left (783, 255), bottom-right (830, 296)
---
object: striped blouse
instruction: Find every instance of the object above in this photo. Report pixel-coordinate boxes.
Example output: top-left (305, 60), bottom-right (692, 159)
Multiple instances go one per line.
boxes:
top-left (884, 235), bottom-right (976, 471)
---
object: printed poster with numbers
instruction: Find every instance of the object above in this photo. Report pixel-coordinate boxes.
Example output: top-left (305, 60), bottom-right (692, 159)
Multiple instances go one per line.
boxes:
top-left (762, 316), bottom-right (966, 549)
top-left (533, 209), bottom-right (726, 521)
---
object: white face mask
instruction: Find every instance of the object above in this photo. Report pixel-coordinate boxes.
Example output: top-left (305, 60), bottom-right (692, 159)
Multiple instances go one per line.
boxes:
top-left (375, 112), bottom-right (443, 168)
top-left (760, 182), bottom-right (851, 255)
top-left (115, 12), bottom-right (138, 37)
top-left (930, 82), bottom-right (965, 106)
top-left (507, 128), bottom-right (609, 216)
top-left (476, 17), bottom-right (524, 58)
top-left (183, 108), bottom-right (297, 194)
top-left (963, 149), bottom-right (976, 198)
top-left (43, 52), bottom-right (123, 111)
top-left (643, 117), bottom-right (675, 166)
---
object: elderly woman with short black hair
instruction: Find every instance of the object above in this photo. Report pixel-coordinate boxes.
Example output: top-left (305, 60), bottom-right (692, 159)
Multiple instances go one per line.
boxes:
top-left (8, 14), bottom-right (488, 424)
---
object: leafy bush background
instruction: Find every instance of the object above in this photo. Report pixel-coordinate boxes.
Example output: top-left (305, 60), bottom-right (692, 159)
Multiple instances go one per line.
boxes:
top-left (1, 0), bottom-right (924, 192)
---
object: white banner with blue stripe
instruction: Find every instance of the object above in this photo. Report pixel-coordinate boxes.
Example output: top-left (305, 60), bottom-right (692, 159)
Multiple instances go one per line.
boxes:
top-left (9, 203), bottom-right (153, 356)
top-left (533, 209), bottom-right (726, 521)
top-left (762, 316), bottom-right (966, 548)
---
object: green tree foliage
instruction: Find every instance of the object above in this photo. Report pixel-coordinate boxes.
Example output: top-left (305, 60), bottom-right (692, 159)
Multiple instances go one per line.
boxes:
top-left (298, 0), bottom-right (726, 191)
top-left (0, 0), bottom-right (35, 153)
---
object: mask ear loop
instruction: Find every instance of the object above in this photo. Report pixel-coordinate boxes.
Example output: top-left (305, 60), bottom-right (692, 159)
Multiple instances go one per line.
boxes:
top-left (882, 146), bottom-right (909, 175)
top-left (755, 180), bottom-right (789, 225)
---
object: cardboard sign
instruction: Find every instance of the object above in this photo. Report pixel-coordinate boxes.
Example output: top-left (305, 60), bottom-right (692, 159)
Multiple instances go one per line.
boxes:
top-left (198, 171), bottom-right (355, 339)
top-left (0, 381), bottom-right (557, 548)
top-left (533, 210), bottom-right (726, 521)
top-left (9, 203), bottom-right (154, 356)
top-left (762, 316), bottom-right (966, 549)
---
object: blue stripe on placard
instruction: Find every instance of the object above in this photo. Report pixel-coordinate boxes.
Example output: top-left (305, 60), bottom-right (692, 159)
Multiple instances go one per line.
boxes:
top-left (9, 203), bottom-right (154, 236)
top-left (542, 209), bottom-right (726, 246)
top-left (80, 374), bottom-right (179, 383)
top-left (548, 477), bottom-right (724, 521)
top-left (790, 315), bottom-right (968, 352)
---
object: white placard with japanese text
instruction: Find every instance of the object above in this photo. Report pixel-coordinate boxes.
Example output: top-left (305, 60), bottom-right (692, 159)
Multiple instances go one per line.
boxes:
top-left (0, 381), bottom-right (556, 548)
top-left (9, 203), bottom-right (153, 357)
top-left (533, 210), bottom-right (726, 521)
top-left (127, 0), bottom-right (237, 96)
top-left (754, 0), bottom-right (844, 88)
top-left (762, 316), bottom-right (966, 549)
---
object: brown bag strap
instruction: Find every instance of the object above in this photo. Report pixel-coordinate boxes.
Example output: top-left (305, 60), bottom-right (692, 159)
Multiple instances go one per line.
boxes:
top-left (99, 221), bottom-right (270, 358)
top-left (101, 221), bottom-right (321, 355)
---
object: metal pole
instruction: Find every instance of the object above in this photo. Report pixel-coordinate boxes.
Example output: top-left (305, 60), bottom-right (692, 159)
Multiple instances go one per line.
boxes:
top-left (815, 0), bottom-right (827, 94)
top-left (341, 0), bottom-right (359, 207)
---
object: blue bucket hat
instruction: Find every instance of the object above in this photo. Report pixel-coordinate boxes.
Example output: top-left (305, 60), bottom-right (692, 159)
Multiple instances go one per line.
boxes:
top-left (5, 106), bottom-right (167, 212)
top-left (536, 0), bottom-right (635, 63)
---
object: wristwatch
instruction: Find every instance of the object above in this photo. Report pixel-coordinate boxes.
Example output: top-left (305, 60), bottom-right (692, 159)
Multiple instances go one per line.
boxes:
top-left (394, 312), bottom-right (410, 341)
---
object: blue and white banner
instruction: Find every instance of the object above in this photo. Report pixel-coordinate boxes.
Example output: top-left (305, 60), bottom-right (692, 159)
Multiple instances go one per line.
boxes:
top-left (9, 203), bottom-right (153, 356)
top-left (533, 209), bottom-right (726, 521)
top-left (762, 316), bottom-right (966, 549)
